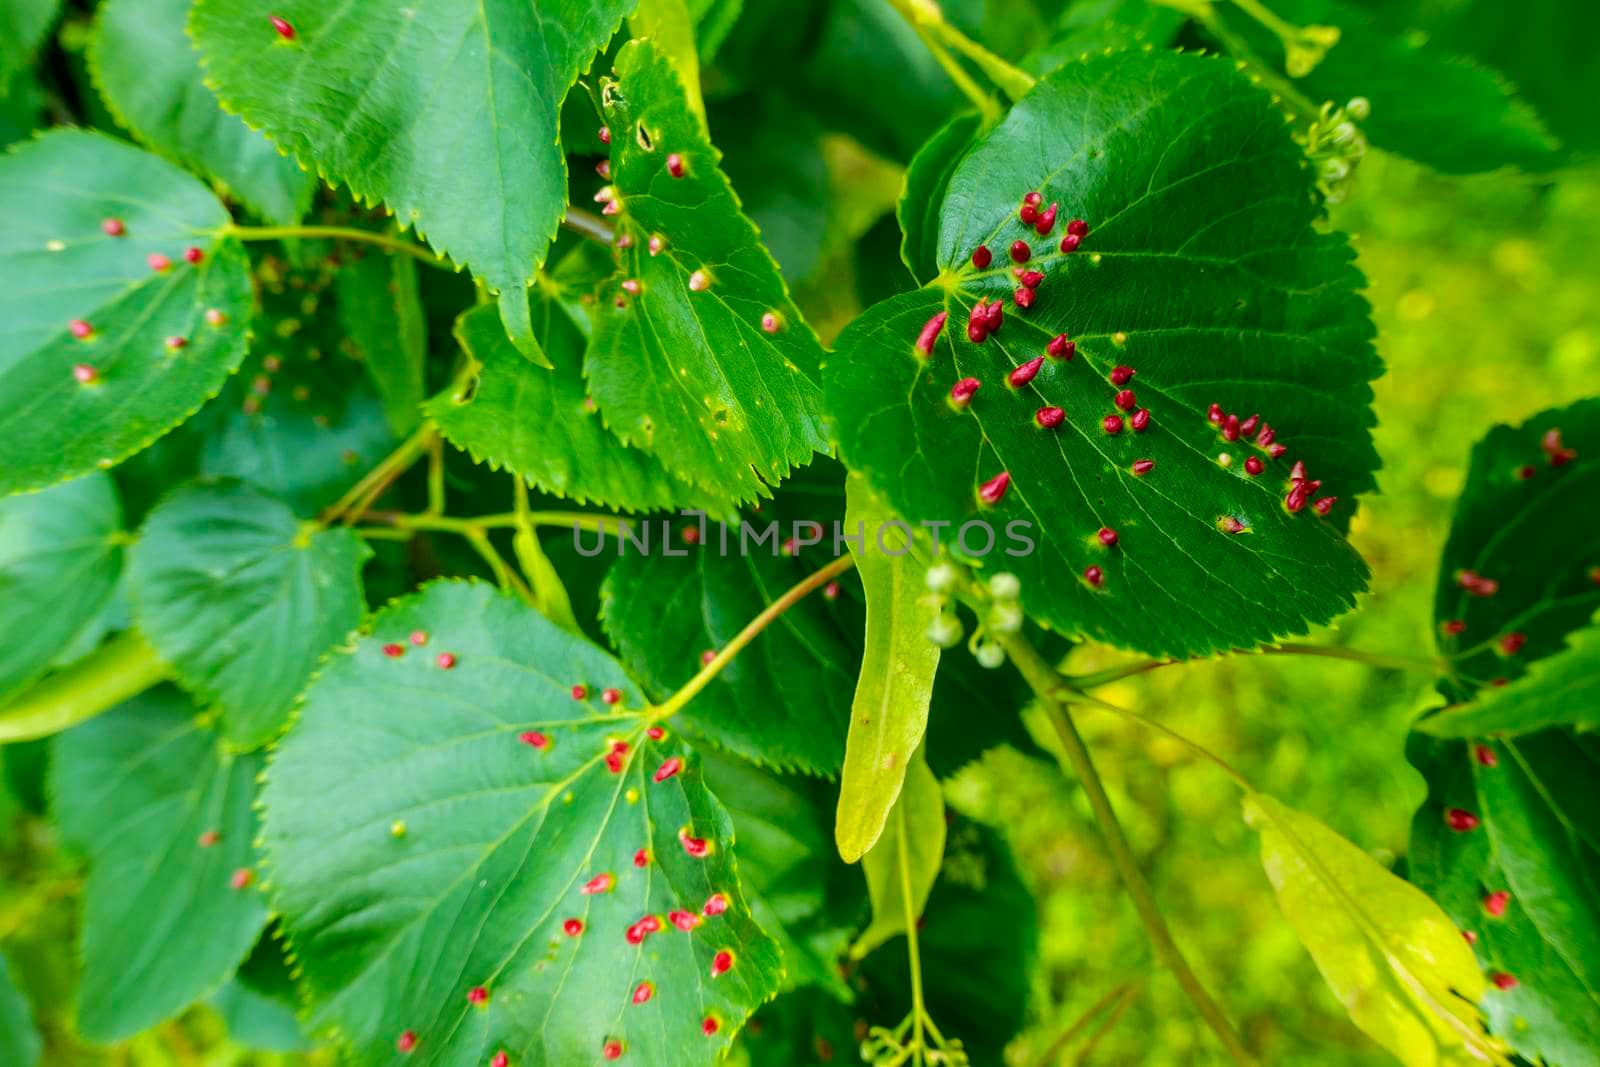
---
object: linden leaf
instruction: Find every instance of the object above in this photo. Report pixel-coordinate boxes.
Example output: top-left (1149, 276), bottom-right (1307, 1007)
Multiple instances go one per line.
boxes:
top-left (1407, 731), bottom-right (1600, 1067)
top-left (52, 688), bottom-right (268, 1041)
top-left (1243, 793), bottom-right (1506, 1067)
top-left (0, 130), bottom-right (253, 496)
top-left (127, 481), bottom-right (370, 750)
top-left (261, 580), bottom-right (783, 1066)
top-left (91, 0), bottom-right (314, 225)
top-left (0, 472), bottom-right (124, 703)
top-left (852, 751), bottom-right (945, 959)
top-left (1406, 399), bottom-right (1600, 1066)
top-left (0, 953), bottom-right (41, 1067)
top-left (1421, 616), bottom-right (1600, 739)
top-left (209, 934), bottom-right (313, 1053)
top-left (1430, 399), bottom-right (1600, 703)
top-left (601, 543), bottom-right (854, 776)
top-left (189, 0), bottom-right (637, 358)
top-left (699, 749), bottom-right (855, 1000)
top-left (337, 250), bottom-right (428, 436)
top-left (899, 112), bottom-right (982, 286)
top-left (429, 303), bottom-right (728, 517)
top-left (586, 40), bottom-right (828, 504)
top-left (0, 0), bottom-right (59, 87)
top-left (824, 49), bottom-right (1379, 659)
top-left (835, 476), bottom-right (941, 863)
top-left (1211, 0), bottom-right (1560, 174)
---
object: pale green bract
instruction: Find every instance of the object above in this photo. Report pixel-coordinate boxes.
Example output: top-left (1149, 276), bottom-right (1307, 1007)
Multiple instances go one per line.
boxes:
top-left (853, 752), bottom-right (945, 959)
top-left (261, 580), bottom-right (784, 1067)
top-left (835, 475), bottom-right (942, 862)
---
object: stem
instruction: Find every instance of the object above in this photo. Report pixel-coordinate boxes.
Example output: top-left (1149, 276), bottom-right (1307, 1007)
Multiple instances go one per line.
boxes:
top-left (562, 207), bottom-right (615, 245)
top-left (321, 427), bottom-right (436, 524)
top-left (230, 224), bottom-right (446, 268)
top-left (999, 631), bottom-right (1256, 1067)
top-left (0, 632), bottom-right (169, 743)
top-left (1065, 657), bottom-right (1178, 689)
top-left (465, 529), bottom-right (534, 603)
top-left (357, 509), bottom-right (631, 537)
top-left (426, 435), bottom-right (447, 515)
top-left (1074, 984), bottom-right (1139, 1065)
top-left (652, 555), bottom-right (855, 720)
top-left (1032, 983), bottom-right (1138, 1067)
top-left (884, 0), bottom-right (1035, 104)
top-left (898, 801), bottom-right (929, 1067)
top-left (1261, 642), bottom-right (1442, 674)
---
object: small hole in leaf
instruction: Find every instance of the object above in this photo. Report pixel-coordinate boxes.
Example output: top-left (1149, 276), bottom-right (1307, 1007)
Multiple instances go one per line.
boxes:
top-left (455, 375), bottom-right (479, 404)
top-left (636, 122), bottom-right (655, 151)
top-left (713, 408), bottom-right (730, 425)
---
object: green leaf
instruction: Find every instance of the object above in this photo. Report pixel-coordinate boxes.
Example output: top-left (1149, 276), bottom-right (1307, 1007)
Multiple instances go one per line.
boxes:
top-left (52, 688), bottom-right (269, 1041)
top-left (336, 250), bottom-right (428, 435)
top-left (1407, 731), bottom-right (1600, 1067)
top-left (586, 40), bottom-right (827, 504)
top-left (429, 304), bottom-right (723, 516)
top-left (0, 952), bottom-right (41, 1067)
top-left (1243, 793), bottom-right (1505, 1067)
top-left (90, 0), bottom-right (314, 225)
top-left (602, 544), bottom-right (855, 775)
top-left (189, 0), bottom-right (637, 357)
top-left (853, 752), bottom-right (945, 959)
top-left (1210, 0), bottom-right (1560, 175)
top-left (1422, 616), bottom-right (1600, 739)
top-left (0, 130), bottom-right (253, 496)
top-left (1022, 0), bottom-right (1187, 75)
top-left (128, 481), bottom-right (369, 749)
top-left (1346, 0), bottom-right (1600, 158)
top-left (261, 579), bottom-right (783, 1066)
top-left (700, 748), bottom-right (855, 1000)
top-left (824, 49), bottom-right (1378, 659)
top-left (836, 476), bottom-right (941, 863)
top-left (1431, 398), bottom-right (1600, 702)
top-left (0, 0), bottom-right (59, 86)
top-left (0, 473), bottom-right (124, 703)
top-left (899, 111), bottom-right (981, 285)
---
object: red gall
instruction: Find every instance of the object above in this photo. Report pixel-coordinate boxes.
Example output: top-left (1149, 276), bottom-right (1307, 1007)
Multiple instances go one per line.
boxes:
top-left (1036, 406), bottom-right (1065, 429)
top-left (1083, 565), bottom-right (1104, 588)
top-left (703, 893), bottom-right (729, 916)
top-left (436, 652), bottom-right (457, 669)
top-left (1009, 240), bottom-right (1031, 263)
top-left (711, 950), bottom-right (735, 978)
top-left (1067, 219), bottom-right (1089, 237)
top-left (1113, 389), bottom-right (1136, 412)
top-left (397, 1031), bottom-right (417, 1053)
top-left (1109, 365), bottom-right (1134, 385)
top-left (1244, 456), bottom-right (1265, 476)
top-left (666, 153), bottom-right (686, 178)
top-left (69, 319), bottom-right (93, 339)
top-left (1097, 527), bottom-right (1118, 547)
top-left (914, 311), bottom-right (947, 356)
top-left (1445, 808), bottom-right (1479, 831)
top-left (978, 471), bottom-right (1011, 505)
top-left (1132, 459), bottom-right (1155, 475)
top-left (519, 731), bottom-right (547, 749)
top-left (1008, 356), bottom-right (1044, 387)
top-left (971, 245), bottom-right (992, 269)
top-left (1102, 414), bottom-right (1123, 434)
top-left (1014, 286), bottom-right (1035, 309)
top-left (268, 14), bottom-right (295, 40)
top-left (563, 918), bottom-right (584, 936)
top-left (101, 217), bottom-right (125, 237)
top-left (950, 377), bottom-right (981, 407)
top-left (184, 247), bottom-right (204, 264)
top-left (1034, 203), bottom-right (1059, 236)
top-left (1059, 233), bottom-right (1080, 253)
top-left (654, 757), bottom-right (682, 783)
top-left (1483, 890), bottom-right (1510, 917)
top-left (581, 873), bottom-right (614, 895)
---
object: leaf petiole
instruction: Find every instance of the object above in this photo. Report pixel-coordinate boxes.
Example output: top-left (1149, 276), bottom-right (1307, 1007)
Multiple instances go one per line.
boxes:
top-left (651, 555), bottom-right (856, 720)
top-left (228, 223), bottom-right (447, 268)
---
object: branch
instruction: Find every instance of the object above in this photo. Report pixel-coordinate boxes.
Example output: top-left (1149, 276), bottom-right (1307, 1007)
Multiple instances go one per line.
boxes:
top-left (562, 207), bottom-right (615, 246)
top-left (998, 631), bottom-right (1257, 1067)
top-left (230, 224), bottom-right (448, 268)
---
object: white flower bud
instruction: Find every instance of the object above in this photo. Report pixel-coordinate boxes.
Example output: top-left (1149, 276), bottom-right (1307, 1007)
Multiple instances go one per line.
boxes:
top-left (974, 642), bottom-right (1006, 669)
top-left (1346, 96), bottom-right (1371, 120)
top-left (988, 602), bottom-right (1023, 635)
top-left (925, 612), bottom-right (963, 648)
top-left (925, 561), bottom-right (958, 594)
top-left (987, 572), bottom-right (1021, 601)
